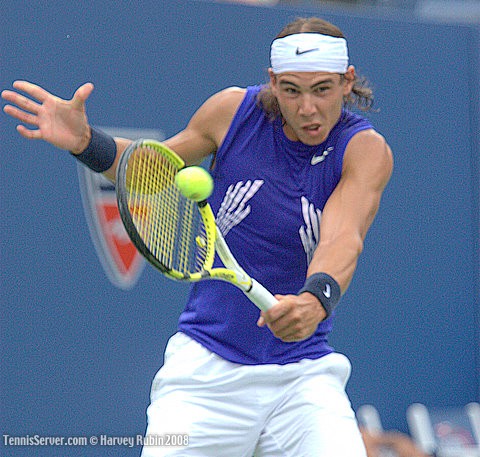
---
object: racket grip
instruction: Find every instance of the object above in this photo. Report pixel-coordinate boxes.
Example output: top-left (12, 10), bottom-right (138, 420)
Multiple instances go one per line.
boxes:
top-left (245, 279), bottom-right (277, 312)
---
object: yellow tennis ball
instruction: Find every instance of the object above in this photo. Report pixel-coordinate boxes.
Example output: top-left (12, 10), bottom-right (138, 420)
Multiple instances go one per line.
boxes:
top-left (174, 166), bottom-right (214, 202)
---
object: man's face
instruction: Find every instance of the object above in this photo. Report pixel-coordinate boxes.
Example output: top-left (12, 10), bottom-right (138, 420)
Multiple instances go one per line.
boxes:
top-left (269, 69), bottom-right (354, 146)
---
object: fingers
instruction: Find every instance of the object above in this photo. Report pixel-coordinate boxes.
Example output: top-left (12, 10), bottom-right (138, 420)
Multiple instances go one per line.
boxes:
top-left (71, 82), bottom-right (94, 108)
top-left (12, 80), bottom-right (51, 103)
top-left (2, 82), bottom-right (45, 131)
top-left (4, 105), bottom-right (44, 139)
top-left (257, 294), bottom-right (322, 342)
top-left (2, 80), bottom-right (94, 111)
top-left (260, 296), bottom-right (291, 326)
top-left (3, 105), bottom-right (41, 139)
top-left (2, 89), bottom-right (43, 139)
top-left (17, 124), bottom-right (43, 140)
top-left (257, 298), bottom-right (301, 341)
top-left (2, 92), bottom-right (41, 116)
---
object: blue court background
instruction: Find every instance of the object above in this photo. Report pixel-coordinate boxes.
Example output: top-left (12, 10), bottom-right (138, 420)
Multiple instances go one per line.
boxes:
top-left (1, 1), bottom-right (479, 455)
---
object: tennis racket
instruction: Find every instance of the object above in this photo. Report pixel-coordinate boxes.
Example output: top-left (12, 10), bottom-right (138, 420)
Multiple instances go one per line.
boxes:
top-left (115, 139), bottom-right (277, 312)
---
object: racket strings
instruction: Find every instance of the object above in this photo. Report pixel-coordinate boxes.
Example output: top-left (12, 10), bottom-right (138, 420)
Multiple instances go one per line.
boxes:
top-left (126, 145), bottom-right (209, 276)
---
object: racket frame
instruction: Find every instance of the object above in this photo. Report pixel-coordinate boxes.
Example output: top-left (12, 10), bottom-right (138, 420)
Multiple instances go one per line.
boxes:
top-left (116, 139), bottom-right (276, 311)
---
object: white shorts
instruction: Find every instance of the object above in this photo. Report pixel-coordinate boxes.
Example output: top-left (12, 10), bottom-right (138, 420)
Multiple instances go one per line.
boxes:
top-left (141, 332), bottom-right (366, 457)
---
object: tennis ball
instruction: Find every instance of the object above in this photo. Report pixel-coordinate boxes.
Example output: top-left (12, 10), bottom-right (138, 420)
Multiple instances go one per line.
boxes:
top-left (174, 166), bottom-right (214, 202)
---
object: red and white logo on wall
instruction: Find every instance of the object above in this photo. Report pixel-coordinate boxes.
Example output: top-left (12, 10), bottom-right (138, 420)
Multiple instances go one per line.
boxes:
top-left (78, 127), bottom-right (164, 289)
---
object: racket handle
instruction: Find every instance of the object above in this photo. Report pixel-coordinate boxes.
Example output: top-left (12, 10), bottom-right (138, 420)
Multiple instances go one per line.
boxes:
top-left (245, 278), bottom-right (277, 312)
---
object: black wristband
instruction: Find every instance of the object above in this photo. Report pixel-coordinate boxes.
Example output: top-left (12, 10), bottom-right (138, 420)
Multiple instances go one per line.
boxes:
top-left (298, 272), bottom-right (341, 318)
top-left (71, 127), bottom-right (116, 173)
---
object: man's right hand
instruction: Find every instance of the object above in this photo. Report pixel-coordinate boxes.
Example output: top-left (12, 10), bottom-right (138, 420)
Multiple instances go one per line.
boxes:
top-left (2, 81), bottom-right (94, 154)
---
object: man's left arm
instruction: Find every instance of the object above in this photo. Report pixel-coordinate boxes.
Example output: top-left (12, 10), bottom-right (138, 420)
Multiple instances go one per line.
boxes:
top-left (307, 129), bottom-right (393, 293)
top-left (259, 129), bottom-right (393, 342)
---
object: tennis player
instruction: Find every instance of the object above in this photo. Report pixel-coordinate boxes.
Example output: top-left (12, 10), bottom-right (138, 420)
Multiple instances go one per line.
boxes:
top-left (3, 17), bottom-right (393, 457)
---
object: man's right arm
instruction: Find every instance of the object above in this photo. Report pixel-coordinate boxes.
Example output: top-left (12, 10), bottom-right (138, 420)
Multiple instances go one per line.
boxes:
top-left (2, 81), bottom-right (245, 182)
top-left (106, 86), bottom-right (245, 181)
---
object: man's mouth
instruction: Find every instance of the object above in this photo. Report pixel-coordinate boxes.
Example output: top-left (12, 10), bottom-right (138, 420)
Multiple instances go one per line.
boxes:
top-left (303, 123), bottom-right (321, 133)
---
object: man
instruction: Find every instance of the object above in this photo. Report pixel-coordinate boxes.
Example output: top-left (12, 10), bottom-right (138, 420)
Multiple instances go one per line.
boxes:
top-left (2, 16), bottom-right (393, 457)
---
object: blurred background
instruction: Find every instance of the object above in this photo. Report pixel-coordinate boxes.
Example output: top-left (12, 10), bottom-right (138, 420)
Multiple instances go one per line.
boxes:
top-left (1, 0), bottom-right (478, 455)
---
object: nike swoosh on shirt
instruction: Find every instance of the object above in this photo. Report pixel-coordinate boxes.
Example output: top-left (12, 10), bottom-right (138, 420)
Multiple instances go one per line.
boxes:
top-left (311, 147), bottom-right (333, 165)
top-left (296, 47), bottom-right (319, 55)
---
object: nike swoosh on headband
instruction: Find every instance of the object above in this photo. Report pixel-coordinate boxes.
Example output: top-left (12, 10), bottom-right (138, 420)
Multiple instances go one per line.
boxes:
top-left (295, 47), bottom-right (319, 55)
top-left (271, 34), bottom-right (349, 74)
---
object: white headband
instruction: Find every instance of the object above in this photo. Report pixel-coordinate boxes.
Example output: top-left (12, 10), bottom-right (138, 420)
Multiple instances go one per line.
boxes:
top-left (270, 33), bottom-right (349, 74)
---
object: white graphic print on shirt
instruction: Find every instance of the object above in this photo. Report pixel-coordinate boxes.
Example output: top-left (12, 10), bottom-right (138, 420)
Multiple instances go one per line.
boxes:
top-left (216, 180), bottom-right (264, 236)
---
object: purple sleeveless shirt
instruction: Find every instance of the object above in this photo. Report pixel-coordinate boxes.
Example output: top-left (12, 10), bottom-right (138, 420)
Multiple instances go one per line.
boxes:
top-left (177, 85), bottom-right (373, 365)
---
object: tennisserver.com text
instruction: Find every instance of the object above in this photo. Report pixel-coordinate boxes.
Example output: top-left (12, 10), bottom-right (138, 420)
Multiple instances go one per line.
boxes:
top-left (3, 434), bottom-right (189, 448)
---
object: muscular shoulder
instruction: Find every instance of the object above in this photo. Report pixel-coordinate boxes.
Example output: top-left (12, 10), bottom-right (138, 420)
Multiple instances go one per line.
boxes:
top-left (190, 86), bottom-right (246, 147)
top-left (207, 86), bottom-right (246, 107)
top-left (200, 86), bottom-right (246, 125)
top-left (343, 128), bottom-right (393, 190)
top-left (165, 87), bottom-right (246, 164)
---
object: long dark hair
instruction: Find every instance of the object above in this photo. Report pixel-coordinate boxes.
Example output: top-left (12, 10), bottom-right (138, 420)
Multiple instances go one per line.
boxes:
top-left (257, 17), bottom-right (374, 119)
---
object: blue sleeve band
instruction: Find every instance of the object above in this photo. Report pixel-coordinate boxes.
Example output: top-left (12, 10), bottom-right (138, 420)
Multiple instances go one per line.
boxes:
top-left (298, 272), bottom-right (341, 318)
top-left (71, 127), bottom-right (116, 173)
